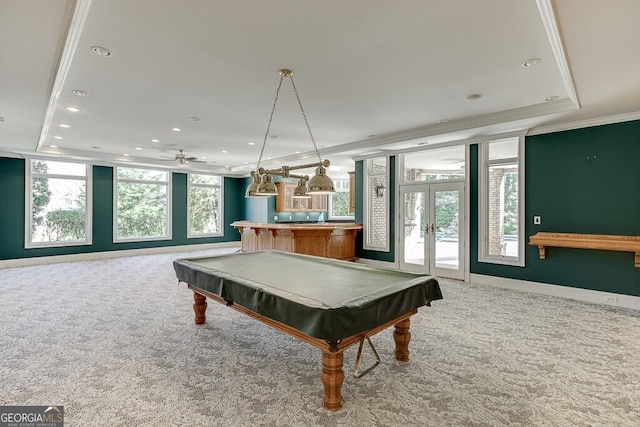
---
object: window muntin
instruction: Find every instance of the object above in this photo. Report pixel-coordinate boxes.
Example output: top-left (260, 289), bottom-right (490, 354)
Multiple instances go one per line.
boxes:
top-left (114, 167), bottom-right (171, 241)
top-left (188, 173), bottom-right (222, 237)
top-left (26, 159), bottom-right (91, 247)
top-left (363, 157), bottom-right (389, 250)
top-left (478, 137), bottom-right (524, 266)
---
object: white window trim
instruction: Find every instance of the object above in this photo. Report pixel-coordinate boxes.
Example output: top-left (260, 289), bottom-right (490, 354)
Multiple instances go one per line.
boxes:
top-left (113, 167), bottom-right (172, 243)
top-left (187, 173), bottom-right (224, 238)
top-left (363, 156), bottom-right (390, 251)
top-left (478, 136), bottom-right (525, 266)
top-left (24, 158), bottom-right (93, 249)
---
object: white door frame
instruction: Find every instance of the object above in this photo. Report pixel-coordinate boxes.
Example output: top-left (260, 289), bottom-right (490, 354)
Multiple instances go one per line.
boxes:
top-left (397, 181), bottom-right (465, 279)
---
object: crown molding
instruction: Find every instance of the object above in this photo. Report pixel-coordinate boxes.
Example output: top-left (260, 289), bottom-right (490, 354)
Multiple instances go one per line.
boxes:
top-left (528, 110), bottom-right (640, 136)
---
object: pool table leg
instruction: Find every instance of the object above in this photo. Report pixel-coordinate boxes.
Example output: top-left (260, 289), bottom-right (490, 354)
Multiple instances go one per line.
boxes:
top-left (193, 292), bottom-right (207, 325)
top-left (393, 318), bottom-right (412, 361)
top-left (321, 350), bottom-right (344, 411)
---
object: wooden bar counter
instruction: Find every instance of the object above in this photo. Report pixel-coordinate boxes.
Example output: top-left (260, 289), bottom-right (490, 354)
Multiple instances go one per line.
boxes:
top-left (231, 221), bottom-right (363, 261)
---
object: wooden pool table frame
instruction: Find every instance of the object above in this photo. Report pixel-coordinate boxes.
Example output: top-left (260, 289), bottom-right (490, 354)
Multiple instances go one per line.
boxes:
top-left (188, 284), bottom-right (417, 411)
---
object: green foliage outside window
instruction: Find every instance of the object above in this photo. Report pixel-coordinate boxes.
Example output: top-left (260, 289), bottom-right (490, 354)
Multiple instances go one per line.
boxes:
top-left (30, 160), bottom-right (87, 243)
top-left (330, 192), bottom-right (351, 217)
top-left (116, 168), bottom-right (168, 239)
top-left (502, 171), bottom-right (518, 235)
top-left (189, 185), bottom-right (220, 234)
top-left (31, 161), bottom-right (52, 235)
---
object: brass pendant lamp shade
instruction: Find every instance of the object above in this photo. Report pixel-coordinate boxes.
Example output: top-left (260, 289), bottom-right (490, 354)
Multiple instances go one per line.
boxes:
top-left (292, 177), bottom-right (311, 198)
top-left (307, 165), bottom-right (335, 194)
top-left (256, 173), bottom-right (278, 196)
top-left (245, 172), bottom-right (261, 198)
top-left (245, 69), bottom-right (335, 198)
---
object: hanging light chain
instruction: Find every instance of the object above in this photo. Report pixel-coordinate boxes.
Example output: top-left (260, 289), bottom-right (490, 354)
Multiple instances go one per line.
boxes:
top-left (256, 73), bottom-right (285, 171)
top-left (289, 73), bottom-right (323, 164)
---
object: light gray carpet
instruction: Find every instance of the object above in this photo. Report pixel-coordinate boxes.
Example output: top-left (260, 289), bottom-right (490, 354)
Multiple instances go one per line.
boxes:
top-left (1, 248), bottom-right (639, 426)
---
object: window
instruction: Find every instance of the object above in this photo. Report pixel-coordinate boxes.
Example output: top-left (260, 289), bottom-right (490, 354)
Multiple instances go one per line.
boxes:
top-left (478, 137), bottom-right (524, 266)
top-left (114, 167), bottom-right (170, 241)
top-left (363, 157), bottom-right (389, 250)
top-left (26, 159), bottom-right (91, 248)
top-left (401, 145), bottom-right (466, 183)
top-left (188, 173), bottom-right (222, 237)
top-left (328, 178), bottom-right (354, 220)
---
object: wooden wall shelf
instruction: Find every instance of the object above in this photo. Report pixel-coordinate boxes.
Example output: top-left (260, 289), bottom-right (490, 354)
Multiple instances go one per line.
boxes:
top-left (529, 232), bottom-right (640, 267)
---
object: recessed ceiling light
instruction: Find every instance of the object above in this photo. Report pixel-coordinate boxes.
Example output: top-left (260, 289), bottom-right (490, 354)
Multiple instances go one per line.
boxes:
top-left (189, 116), bottom-right (200, 122)
top-left (72, 89), bottom-right (89, 97)
top-left (439, 119), bottom-right (450, 124)
top-left (65, 106), bottom-right (80, 112)
top-left (123, 153), bottom-right (130, 157)
top-left (545, 96), bottom-right (559, 102)
top-left (53, 136), bottom-right (63, 140)
top-left (465, 93), bottom-right (483, 101)
top-left (221, 150), bottom-right (228, 153)
top-left (522, 58), bottom-right (541, 68)
top-left (135, 147), bottom-right (142, 151)
top-left (248, 142), bottom-right (255, 146)
top-left (58, 123), bottom-right (70, 128)
top-left (172, 127), bottom-right (181, 132)
top-left (91, 46), bottom-right (113, 57)
top-left (151, 139), bottom-right (159, 143)
top-left (49, 145), bottom-right (58, 148)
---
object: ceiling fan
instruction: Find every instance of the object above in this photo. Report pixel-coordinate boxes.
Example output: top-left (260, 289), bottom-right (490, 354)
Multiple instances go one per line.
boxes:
top-left (161, 149), bottom-right (206, 165)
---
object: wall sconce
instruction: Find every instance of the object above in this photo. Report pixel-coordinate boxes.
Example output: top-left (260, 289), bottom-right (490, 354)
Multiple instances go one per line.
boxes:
top-left (376, 184), bottom-right (386, 198)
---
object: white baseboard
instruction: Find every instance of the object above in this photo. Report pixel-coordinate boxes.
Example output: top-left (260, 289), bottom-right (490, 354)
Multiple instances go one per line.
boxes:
top-left (355, 258), bottom-right (398, 269)
top-left (470, 273), bottom-right (640, 311)
top-left (0, 241), bottom-right (241, 269)
top-left (354, 260), bottom-right (640, 310)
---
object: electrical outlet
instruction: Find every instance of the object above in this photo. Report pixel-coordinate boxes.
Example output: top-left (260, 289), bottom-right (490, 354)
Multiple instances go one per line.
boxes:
top-left (533, 216), bottom-right (541, 225)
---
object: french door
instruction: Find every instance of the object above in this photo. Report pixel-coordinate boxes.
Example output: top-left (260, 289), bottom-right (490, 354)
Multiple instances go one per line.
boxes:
top-left (399, 182), bottom-right (465, 279)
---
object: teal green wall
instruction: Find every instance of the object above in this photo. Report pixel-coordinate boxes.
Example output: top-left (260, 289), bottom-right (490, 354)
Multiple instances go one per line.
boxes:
top-left (0, 159), bottom-right (244, 261)
top-left (471, 120), bottom-right (640, 296)
top-left (4, 119), bottom-right (640, 296)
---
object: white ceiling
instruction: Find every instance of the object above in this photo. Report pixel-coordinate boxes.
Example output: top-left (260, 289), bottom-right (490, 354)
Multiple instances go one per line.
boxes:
top-left (1, 0), bottom-right (640, 179)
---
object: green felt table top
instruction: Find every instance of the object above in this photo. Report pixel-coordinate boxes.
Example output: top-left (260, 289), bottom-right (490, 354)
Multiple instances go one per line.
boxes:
top-left (174, 251), bottom-right (442, 341)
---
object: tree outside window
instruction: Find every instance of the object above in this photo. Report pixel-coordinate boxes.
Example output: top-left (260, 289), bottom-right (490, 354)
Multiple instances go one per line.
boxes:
top-left (115, 167), bottom-right (170, 240)
top-left (189, 173), bottom-right (222, 236)
top-left (28, 159), bottom-right (89, 246)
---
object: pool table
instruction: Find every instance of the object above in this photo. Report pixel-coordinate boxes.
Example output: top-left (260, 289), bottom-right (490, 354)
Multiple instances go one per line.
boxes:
top-left (174, 250), bottom-right (442, 410)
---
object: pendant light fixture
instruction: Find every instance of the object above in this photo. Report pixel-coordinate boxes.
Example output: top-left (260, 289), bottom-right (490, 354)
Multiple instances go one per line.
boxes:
top-left (245, 69), bottom-right (335, 198)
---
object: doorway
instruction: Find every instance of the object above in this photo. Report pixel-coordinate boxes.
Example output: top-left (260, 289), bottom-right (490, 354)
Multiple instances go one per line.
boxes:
top-left (399, 182), bottom-right (465, 279)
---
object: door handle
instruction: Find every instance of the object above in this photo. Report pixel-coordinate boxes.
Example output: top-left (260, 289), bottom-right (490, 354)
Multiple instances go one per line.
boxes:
top-left (430, 223), bottom-right (435, 233)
